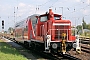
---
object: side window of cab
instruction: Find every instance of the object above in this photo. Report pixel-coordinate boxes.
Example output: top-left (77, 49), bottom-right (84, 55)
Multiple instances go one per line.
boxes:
top-left (40, 16), bottom-right (47, 22)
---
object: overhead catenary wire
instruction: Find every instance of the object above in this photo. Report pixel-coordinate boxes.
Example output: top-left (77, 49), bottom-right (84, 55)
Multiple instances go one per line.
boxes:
top-left (52, 0), bottom-right (90, 19)
top-left (35, 0), bottom-right (60, 14)
top-left (35, 0), bottom-right (90, 19)
top-left (35, 0), bottom-right (51, 14)
top-left (66, 0), bottom-right (90, 15)
top-left (49, 0), bottom-right (59, 8)
top-left (64, 4), bottom-right (90, 18)
top-left (47, 0), bottom-right (88, 18)
top-left (39, 0), bottom-right (51, 7)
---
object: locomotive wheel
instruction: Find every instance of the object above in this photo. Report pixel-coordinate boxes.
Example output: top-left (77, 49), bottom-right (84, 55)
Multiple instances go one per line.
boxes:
top-left (51, 49), bottom-right (54, 53)
top-left (30, 42), bottom-right (35, 49)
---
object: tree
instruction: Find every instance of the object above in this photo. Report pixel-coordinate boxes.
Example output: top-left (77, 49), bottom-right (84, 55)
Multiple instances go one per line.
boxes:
top-left (87, 24), bottom-right (90, 30)
top-left (82, 17), bottom-right (87, 29)
top-left (76, 25), bottom-right (82, 30)
top-left (8, 27), bottom-right (14, 33)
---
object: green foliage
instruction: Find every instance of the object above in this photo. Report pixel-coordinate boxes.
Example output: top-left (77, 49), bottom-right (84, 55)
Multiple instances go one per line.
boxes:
top-left (0, 40), bottom-right (27, 60)
top-left (81, 19), bottom-right (90, 30)
top-left (76, 25), bottom-right (82, 31)
top-left (8, 27), bottom-right (14, 33)
top-left (82, 17), bottom-right (87, 29)
top-left (76, 25), bottom-right (82, 35)
top-left (76, 18), bottom-right (90, 36)
top-left (87, 23), bottom-right (90, 30)
top-left (71, 29), bottom-right (75, 36)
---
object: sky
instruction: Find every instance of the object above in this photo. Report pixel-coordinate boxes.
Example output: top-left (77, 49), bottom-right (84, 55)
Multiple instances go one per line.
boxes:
top-left (0, 0), bottom-right (90, 31)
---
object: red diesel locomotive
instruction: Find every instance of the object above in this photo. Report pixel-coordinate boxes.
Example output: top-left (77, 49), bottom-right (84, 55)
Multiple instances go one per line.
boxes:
top-left (14, 9), bottom-right (76, 54)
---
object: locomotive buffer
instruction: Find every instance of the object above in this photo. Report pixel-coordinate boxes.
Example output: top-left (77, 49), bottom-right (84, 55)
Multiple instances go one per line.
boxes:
top-left (73, 35), bottom-right (81, 54)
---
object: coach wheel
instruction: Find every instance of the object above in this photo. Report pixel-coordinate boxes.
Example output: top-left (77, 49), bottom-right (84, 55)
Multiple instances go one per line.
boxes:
top-left (30, 42), bottom-right (35, 49)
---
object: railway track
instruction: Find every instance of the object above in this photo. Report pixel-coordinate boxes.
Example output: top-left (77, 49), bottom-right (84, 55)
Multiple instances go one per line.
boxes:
top-left (51, 52), bottom-right (81, 60)
top-left (25, 45), bottom-right (81, 60)
top-left (80, 38), bottom-right (90, 53)
top-left (0, 37), bottom-right (44, 59)
top-left (1, 36), bottom-right (81, 60)
top-left (46, 38), bottom-right (90, 60)
top-left (80, 39), bottom-right (90, 44)
top-left (81, 44), bottom-right (90, 54)
top-left (66, 38), bottom-right (90, 60)
top-left (28, 48), bottom-right (81, 60)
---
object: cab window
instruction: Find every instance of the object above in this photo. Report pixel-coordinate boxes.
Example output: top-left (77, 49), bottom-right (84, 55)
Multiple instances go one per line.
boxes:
top-left (40, 16), bottom-right (47, 22)
top-left (54, 16), bottom-right (60, 20)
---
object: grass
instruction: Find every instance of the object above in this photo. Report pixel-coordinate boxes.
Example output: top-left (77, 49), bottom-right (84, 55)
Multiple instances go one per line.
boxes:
top-left (0, 40), bottom-right (27, 60)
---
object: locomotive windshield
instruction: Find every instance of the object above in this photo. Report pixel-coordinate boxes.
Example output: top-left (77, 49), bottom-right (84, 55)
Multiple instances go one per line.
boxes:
top-left (40, 16), bottom-right (47, 22)
top-left (54, 16), bottom-right (60, 20)
top-left (54, 14), bottom-right (61, 20)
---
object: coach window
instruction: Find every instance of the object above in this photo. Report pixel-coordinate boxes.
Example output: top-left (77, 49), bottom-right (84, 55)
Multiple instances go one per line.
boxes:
top-left (24, 26), bottom-right (28, 31)
top-left (15, 24), bottom-right (19, 27)
top-left (40, 16), bottom-right (47, 22)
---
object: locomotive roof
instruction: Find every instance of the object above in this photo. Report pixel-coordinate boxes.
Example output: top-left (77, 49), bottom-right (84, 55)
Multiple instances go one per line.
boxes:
top-left (15, 14), bottom-right (39, 27)
top-left (39, 13), bottom-right (61, 17)
top-left (28, 14), bottom-right (39, 18)
top-left (15, 14), bottom-right (39, 23)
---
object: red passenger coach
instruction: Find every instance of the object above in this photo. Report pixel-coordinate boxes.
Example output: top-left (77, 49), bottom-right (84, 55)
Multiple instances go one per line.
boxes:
top-left (14, 9), bottom-right (76, 54)
top-left (14, 14), bottom-right (38, 43)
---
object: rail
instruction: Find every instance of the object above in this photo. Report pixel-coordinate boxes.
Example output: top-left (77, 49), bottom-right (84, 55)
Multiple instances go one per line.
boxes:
top-left (79, 36), bottom-right (90, 40)
top-left (2, 33), bottom-right (81, 60)
top-left (51, 52), bottom-right (81, 60)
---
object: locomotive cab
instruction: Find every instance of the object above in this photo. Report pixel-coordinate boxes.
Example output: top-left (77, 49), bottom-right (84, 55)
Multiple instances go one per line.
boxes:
top-left (34, 9), bottom-right (76, 53)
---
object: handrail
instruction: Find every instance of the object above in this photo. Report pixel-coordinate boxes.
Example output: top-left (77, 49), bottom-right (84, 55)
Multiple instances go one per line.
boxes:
top-left (46, 29), bottom-right (69, 40)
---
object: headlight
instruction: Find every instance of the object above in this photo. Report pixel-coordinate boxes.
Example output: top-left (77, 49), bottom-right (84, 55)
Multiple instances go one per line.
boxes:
top-left (47, 36), bottom-right (50, 39)
top-left (73, 43), bottom-right (76, 48)
top-left (52, 43), bottom-right (57, 49)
